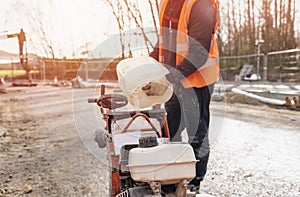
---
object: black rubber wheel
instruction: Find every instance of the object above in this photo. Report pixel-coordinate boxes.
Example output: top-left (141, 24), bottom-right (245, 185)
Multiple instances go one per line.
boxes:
top-left (94, 129), bottom-right (107, 148)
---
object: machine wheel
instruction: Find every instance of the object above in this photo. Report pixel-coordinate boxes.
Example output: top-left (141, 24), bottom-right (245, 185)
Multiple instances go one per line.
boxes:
top-left (94, 129), bottom-right (107, 148)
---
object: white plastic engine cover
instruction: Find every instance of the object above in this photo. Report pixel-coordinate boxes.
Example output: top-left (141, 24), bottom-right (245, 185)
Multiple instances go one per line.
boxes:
top-left (128, 143), bottom-right (197, 184)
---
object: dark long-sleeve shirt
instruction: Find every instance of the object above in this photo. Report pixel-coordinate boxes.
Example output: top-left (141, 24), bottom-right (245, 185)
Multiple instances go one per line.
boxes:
top-left (150, 0), bottom-right (216, 82)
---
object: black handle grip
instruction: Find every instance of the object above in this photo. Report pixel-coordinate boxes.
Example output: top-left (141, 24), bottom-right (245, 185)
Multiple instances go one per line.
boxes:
top-left (88, 98), bottom-right (97, 103)
top-left (100, 85), bottom-right (105, 96)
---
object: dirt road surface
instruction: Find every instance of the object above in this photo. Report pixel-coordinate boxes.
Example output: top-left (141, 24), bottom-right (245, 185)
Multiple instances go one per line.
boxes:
top-left (0, 86), bottom-right (109, 196)
top-left (1, 85), bottom-right (300, 196)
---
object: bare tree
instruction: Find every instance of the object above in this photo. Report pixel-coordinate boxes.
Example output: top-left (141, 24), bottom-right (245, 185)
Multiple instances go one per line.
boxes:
top-left (102, 0), bottom-right (158, 58)
top-left (286, 0), bottom-right (296, 49)
top-left (148, 0), bottom-right (159, 39)
top-left (226, 1), bottom-right (232, 56)
top-left (103, 0), bottom-right (298, 59)
top-left (103, 0), bottom-right (126, 58)
top-left (11, 1), bottom-right (56, 59)
top-left (219, 0), bottom-right (297, 55)
top-left (123, 0), bottom-right (155, 49)
top-left (9, 1), bottom-right (58, 81)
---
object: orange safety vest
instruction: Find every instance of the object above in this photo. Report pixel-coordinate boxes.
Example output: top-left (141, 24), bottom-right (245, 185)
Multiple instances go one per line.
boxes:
top-left (159, 0), bottom-right (220, 88)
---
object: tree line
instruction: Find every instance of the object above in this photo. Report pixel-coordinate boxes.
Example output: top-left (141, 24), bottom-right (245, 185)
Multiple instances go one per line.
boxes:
top-left (218, 0), bottom-right (298, 56)
top-left (104, 0), bottom-right (299, 58)
top-left (9, 0), bottom-right (299, 59)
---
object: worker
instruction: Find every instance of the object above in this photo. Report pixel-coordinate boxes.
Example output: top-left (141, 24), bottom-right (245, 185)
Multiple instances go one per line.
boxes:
top-left (18, 28), bottom-right (26, 57)
top-left (148, 0), bottom-right (219, 193)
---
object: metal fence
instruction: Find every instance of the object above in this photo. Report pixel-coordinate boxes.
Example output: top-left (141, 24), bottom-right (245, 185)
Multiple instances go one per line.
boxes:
top-left (220, 48), bottom-right (300, 82)
top-left (36, 59), bottom-right (118, 82)
top-left (4, 48), bottom-right (300, 83)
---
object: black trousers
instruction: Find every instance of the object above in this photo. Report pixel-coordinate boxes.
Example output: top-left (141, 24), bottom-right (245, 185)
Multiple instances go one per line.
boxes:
top-left (165, 83), bottom-right (214, 186)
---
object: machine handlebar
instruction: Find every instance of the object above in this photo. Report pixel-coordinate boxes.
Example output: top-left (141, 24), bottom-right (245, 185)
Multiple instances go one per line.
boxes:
top-left (87, 98), bottom-right (98, 103)
top-left (88, 94), bottom-right (128, 110)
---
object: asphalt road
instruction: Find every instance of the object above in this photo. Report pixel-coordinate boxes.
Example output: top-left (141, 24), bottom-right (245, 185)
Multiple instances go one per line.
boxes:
top-left (1, 85), bottom-right (300, 196)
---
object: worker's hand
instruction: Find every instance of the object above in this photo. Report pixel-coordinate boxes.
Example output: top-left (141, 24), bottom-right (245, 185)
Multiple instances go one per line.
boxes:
top-left (142, 82), bottom-right (168, 96)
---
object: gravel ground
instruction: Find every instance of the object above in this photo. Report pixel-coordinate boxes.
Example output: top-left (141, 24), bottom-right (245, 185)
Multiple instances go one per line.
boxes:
top-left (202, 102), bottom-right (300, 196)
top-left (0, 86), bottom-right (109, 197)
top-left (0, 85), bottom-right (300, 196)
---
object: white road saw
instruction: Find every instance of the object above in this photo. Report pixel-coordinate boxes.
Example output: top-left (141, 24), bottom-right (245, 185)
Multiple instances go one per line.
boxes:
top-left (89, 57), bottom-right (209, 196)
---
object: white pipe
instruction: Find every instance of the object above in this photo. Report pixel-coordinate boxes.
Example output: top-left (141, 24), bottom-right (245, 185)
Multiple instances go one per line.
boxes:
top-left (231, 88), bottom-right (286, 106)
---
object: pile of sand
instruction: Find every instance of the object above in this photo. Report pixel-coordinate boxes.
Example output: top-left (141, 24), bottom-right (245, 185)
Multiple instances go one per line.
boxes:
top-left (226, 92), bottom-right (264, 106)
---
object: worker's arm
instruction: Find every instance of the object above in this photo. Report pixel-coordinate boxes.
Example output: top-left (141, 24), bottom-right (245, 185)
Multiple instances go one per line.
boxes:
top-left (166, 0), bottom-right (216, 82)
top-left (149, 42), bottom-right (159, 61)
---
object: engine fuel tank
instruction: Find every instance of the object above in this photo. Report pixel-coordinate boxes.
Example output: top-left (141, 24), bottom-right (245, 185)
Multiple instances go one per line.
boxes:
top-left (128, 143), bottom-right (197, 184)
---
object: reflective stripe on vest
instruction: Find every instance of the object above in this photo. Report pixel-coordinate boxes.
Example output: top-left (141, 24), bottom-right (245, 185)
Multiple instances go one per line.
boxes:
top-left (158, 0), bottom-right (168, 63)
top-left (159, 0), bottom-right (220, 88)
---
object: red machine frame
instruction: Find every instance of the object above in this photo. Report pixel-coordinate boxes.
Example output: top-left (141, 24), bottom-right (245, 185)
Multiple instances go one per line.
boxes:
top-left (90, 85), bottom-right (170, 197)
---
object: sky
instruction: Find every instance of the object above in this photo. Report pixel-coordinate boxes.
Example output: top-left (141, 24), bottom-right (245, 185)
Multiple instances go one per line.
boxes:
top-left (0, 0), bottom-right (121, 58)
top-left (0, 0), bottom-right (299, 58)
